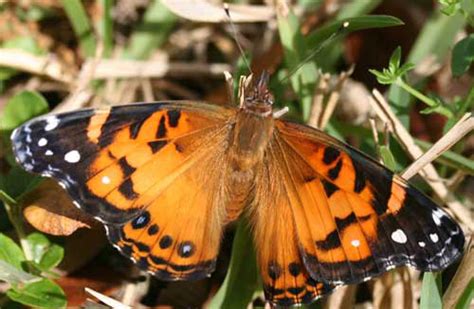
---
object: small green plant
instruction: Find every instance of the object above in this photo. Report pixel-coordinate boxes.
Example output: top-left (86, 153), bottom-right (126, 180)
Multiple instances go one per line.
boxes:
top-left (0, 91), bottom-right (66, 308)
top-left (370, 47), bottom-right (455, 118)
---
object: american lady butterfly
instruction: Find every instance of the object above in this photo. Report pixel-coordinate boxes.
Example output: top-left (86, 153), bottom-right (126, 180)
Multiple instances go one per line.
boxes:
top-left (11, 72), bottom-right (464, 306)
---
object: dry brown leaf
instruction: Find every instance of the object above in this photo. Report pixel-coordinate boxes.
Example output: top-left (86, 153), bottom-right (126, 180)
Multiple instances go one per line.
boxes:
top-left (162, 0), bottom-right (274, 23)
top-left (23, 180), bottom-right (95, 236)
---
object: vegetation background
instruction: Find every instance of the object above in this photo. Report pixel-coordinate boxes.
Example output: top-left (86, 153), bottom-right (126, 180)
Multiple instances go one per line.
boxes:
top-left (0, 0), bottom-right (472, 308)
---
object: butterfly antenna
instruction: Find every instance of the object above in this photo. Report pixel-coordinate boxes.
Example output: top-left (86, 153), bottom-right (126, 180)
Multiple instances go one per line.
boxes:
top-left (279, 21), bottom-right (350, 84)
top-left (224, 3), bottom-right (253, 74)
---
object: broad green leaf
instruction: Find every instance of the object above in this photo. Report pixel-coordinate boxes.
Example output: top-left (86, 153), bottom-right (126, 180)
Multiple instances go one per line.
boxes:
top-left (209, 221), bottom-right (259, 308)
top-left (0, 259), bottom-right (38, 285)
top-left (25, 233), bottom-right (64, 271)
top-left (0, 234), bottom-right (25, 269)
top-left (7, 278), bottom-right (66, 308)
top-left (451, 34), bottom-right (474, 76)
top-left (420, 273), bottom-right (442, 309)
top-left (0, 91), bottom-right (49, 131)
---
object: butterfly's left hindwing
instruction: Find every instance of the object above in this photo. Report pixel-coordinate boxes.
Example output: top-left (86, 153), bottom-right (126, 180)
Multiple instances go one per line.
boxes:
top-left (12, 102), bottom-right (235, 280)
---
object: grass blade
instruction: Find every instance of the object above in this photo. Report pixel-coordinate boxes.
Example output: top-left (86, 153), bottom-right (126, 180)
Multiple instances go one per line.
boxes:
top-left (420, 273), bottom-right (442, 309)
top-left (307, 15), bottom-right (403, 47)
top-left (209, 221), bottom-right (259, 308)
top-left (61, 0), bottom-right (96, 57)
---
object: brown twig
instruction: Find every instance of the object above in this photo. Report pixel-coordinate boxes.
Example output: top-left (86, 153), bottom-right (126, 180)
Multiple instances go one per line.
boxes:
top-left (0, 48), bottom-right (74, 84)
top-left (442, 236), bottom-right (473, 308)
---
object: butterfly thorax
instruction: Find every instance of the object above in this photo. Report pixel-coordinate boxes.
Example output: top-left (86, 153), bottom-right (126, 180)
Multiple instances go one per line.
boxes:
top-left (229, 72), bottom-right (275, 172)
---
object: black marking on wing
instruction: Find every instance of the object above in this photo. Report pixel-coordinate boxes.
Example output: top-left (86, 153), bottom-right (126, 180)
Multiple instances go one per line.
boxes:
top-left (167, 110), bottom-right (181, 127)
top-left (327, 159), bottom-right (342, 180)
top-left (323, 147), bottom-right (340, 165)
top-left (156, 115), bottom-right (167, 138)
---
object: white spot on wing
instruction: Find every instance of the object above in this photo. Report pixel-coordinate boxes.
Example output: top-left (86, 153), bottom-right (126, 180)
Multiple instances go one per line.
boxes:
top-left (418, 241), bottom-right (426, 247)
top-left (182, 245), bottom-right (192, 254)
top-left (430, 233), bottom-right (439, 243)
top-left (391, 229), bottom-right (407, 244)
top-left (38, 138), bottom-right (48, 147)
top-left (44, 116), bottom-right (59, 131)
top-left (101, 176), bottom-right (111, 184)
top-left (351, 239), bottom-right (360, 247)
top-left (64, 150), bottom-right (80, 163)
top-left (45, 150), bottom-right (53, 156)
top-left (432, 209), bottom-right (444, 226)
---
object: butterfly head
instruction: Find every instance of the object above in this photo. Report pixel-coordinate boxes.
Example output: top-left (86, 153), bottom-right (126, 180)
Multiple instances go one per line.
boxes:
top-left (243, 71), bottom-right (274, 117)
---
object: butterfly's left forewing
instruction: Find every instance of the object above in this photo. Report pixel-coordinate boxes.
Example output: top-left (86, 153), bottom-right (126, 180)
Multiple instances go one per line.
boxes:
top-left (12, 101), bottom-right (236, 280)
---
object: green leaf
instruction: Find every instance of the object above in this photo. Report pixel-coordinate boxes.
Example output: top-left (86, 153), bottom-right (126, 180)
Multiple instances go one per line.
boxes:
top-left (0, 91), bottom-right (49, 131)
top-left (61, 0), bottom-right (96, 57)
top-left (337, 0), bottom-right (383, 19)
top-left (123, 0), bottom-right (177, 60)
top-left (0, 166), bottom-right (42, 200)
top-left (420, 273), bottom-right (442, 309)
top-left (0, 234), bottom-right (26, 270)
top-left (369, 69), bottom-right (392, 84)
top-left (0, 259), bottom-right (39, 285)
top-left (209, 221), bottom-right (259, 308)
top-left (7, 278), bottom-right (66, 308)
top-left (439, 0), bottom-right (462, 16)
top-left (306, 15), bottom-right (403, 47)
top-left (25, 233), bottom-right (63, 272)
top-left (451, 34), bottom-right (474, 76)
top-left (456, 278), bottom-right (474, 309)
top-left (379, 145), bottom-right (397, 170)
top-left (389, 46), bottom-right (402, 72)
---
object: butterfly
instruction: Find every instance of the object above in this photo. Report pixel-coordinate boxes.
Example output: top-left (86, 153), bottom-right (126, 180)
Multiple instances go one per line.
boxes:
top-left (11, 72), bottom-right (464, 306)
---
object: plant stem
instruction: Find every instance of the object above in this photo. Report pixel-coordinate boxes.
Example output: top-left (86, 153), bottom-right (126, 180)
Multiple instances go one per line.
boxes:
top-left (0, 193), bottom-right (32, 261)
top-left (395, 78), bottom-right (454, 118)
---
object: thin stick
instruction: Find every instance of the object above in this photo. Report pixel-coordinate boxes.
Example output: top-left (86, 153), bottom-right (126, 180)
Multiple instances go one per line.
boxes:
top-left (0, 49), bottom-right (231, 80)
top-left (308, 73), bottom-right (329, 128)
top-left (85, 288), bottom-right (131, 309)
top-left (319, 66), bottom-right (354, 129)
top-left (442, 236), bottom-right (473, 308)
top-left (370, 89), bottom-right (473, 229)
top-left (402, 113), bottom-right (473, 179)
top-left (0, 48), bottom-right (73, 84)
